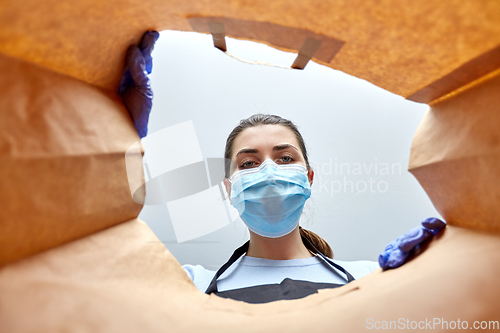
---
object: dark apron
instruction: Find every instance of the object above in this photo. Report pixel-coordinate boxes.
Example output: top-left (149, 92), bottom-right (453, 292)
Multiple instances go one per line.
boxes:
top-left (205, 235), bottom-right (355, 304)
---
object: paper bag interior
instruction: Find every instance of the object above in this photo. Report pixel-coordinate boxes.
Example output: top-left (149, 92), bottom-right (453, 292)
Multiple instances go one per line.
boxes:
top-left (1, 0), bottom-right (499, 331)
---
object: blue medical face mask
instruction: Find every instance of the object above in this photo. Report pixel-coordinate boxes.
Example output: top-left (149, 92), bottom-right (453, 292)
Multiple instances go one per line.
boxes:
top-left (229, 159), bottom-right (312, 238)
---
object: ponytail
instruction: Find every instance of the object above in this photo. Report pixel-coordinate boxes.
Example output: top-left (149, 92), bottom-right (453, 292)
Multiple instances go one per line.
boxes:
top-left (299, 226), bottom-right (333, 259)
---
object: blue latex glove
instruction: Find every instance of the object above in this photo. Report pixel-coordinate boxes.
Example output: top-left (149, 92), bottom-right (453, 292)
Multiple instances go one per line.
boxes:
top-left (379, 217), bottom-right (446, 270)
top-left (118, 31), bottom-right (159, 138)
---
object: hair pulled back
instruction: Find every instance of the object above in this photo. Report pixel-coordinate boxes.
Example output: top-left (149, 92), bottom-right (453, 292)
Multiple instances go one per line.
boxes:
top-left (224, 113), bottom-right (334, 258)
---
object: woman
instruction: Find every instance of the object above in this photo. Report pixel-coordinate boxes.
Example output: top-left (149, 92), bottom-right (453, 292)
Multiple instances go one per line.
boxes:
top-left (119, 31), bottom-right (447, 304)
top-left (182, 114), bottom-right (380, 303)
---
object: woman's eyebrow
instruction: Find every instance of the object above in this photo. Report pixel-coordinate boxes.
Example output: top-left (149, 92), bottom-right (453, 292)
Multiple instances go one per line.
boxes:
top-left (236, 148), bottom-right (259, 156)
top-left (273, 144), bottom-right (299, 152)
top-left (235, 144), bottom-right (298, 157)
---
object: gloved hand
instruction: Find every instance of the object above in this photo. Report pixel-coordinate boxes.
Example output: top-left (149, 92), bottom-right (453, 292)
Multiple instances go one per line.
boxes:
top-left (379, 217), bottom-right (446, 270)
top-left (118, 31), bottom-right (160, 138)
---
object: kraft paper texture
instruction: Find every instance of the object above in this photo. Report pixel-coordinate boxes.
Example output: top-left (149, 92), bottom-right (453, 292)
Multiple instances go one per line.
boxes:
top-left (0, 53), bottom-right (144, 266)
top-left (0, 219), bottom-right (498, 332)
top-left (1, 1), bottom-right (499, 331)
top-left (0, 0), bottom-right (499, 103)
top-left (409, 72), bottom-right (500, 234)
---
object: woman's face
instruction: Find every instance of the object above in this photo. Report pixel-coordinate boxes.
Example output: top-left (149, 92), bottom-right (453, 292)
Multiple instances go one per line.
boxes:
top-left (224, 124), bottom-right (314, 193)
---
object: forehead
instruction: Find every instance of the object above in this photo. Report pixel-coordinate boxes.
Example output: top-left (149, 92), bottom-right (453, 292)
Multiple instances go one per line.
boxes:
top-left (232, 124), bottom-right (300, 157)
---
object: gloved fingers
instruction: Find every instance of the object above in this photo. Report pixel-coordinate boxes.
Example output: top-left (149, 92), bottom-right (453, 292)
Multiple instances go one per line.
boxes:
top-left (118, 31), bottom-right (157, 139)
top-left (378, 251), bottom-right (391, 270)
top-left (397, 227), bottom-right (432, 252)
top-left (125, 45), bottom-right (149, 87)
top-left (387, 249), bottom-right (409, 269)
top-left (421, 217), bottom-right (446, 235)
top-left (139, 31), bottom-right (160, 74)
top-left (379, 218), bottom-right (447, 271)
top-left (118, 69), bottom-right (133, 97)
top-left (396, 226), bottom-right (422, 252)
top-left (383, 240), bottom-right (397, 252)
top-left (378, 252), bottom-right (390, 270)
top-left (121, 86), bottom-right (153, 139)
top-left (122, 85), bottom-right (153, 114)
top-left (378, 240), bottom-right (396, 269)
top-left (379, 246), bottom-right (409, 270)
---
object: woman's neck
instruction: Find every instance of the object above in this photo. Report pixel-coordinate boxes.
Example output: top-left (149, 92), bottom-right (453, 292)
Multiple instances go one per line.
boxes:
top-left (245, 227), bottom-right (314, 260)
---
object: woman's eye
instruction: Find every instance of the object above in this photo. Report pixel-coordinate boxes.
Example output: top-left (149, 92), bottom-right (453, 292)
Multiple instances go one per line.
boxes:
top-left (278, 155), bottom-right (294, 163)
top-left (241, 160), bottom-right (256, 168)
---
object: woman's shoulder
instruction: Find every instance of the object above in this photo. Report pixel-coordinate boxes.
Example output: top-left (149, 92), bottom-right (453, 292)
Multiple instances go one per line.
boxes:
top-left (331, 259), bottom-right (380, 279)
top-left (182, 264), bottom-right (217, 292)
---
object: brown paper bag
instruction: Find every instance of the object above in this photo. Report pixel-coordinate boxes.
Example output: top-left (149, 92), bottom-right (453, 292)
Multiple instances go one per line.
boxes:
top-left (0, 219), bottom-right (499, 332)
top-left (409, 72), bottom-right (500, 234)
top-left (0, 53), bottom-right (144, 266)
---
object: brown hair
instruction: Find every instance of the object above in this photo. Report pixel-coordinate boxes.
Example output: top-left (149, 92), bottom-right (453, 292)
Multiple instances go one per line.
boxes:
top-left (224, 113), bottom-right (334, 258)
